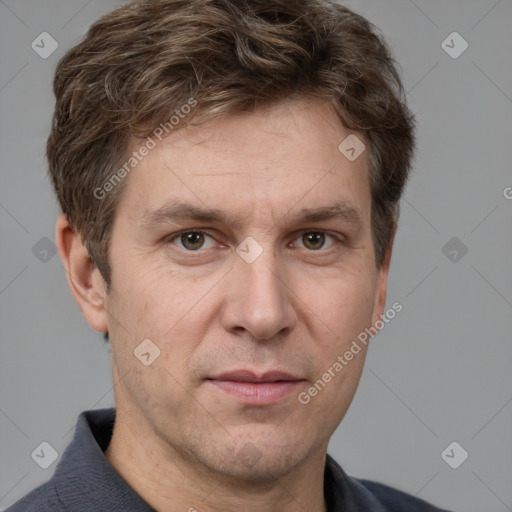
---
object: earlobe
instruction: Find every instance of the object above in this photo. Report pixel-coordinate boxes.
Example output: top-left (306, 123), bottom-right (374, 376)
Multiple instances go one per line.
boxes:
top-left (55, 213), bottom-right (109, 333)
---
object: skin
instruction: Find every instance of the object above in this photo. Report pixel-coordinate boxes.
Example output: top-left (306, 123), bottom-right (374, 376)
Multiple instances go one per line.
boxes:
top-left (56, 98), bottom-right (394, 512)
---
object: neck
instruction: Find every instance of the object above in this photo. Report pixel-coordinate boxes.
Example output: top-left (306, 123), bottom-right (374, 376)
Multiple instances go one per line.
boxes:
top-left (104, 406), bottom-right (328, 512)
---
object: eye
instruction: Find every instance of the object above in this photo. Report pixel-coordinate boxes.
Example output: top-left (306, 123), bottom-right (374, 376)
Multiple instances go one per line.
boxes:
top-left (292, 231), bottom-right (338, 251)
top-left (168, 229), bottom-right (340, 253)
top-left (170, 231), bottom-right (217, 251)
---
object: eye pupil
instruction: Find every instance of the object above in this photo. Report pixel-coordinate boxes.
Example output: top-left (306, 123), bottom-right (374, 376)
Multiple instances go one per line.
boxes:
top-left (181, 232), bottom-right (204, 250)
top-left (303, 232), bottom-right (325, 250)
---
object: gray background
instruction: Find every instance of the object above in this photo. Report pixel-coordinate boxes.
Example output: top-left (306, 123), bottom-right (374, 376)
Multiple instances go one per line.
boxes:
top-left (0, 1), bottom-right (511, 511)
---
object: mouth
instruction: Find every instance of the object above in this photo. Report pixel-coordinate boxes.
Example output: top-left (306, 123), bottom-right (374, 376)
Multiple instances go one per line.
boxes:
top-left (206, 370), bottom-right (305, 405)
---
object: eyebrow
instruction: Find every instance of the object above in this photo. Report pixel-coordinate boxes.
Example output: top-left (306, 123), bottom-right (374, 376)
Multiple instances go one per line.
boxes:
top-left (139, 200), bottom-right (362, 231)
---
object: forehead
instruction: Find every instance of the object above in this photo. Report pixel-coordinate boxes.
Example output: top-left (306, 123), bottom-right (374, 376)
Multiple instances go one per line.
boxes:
top-left (117, 99), bottom-right (371, 227)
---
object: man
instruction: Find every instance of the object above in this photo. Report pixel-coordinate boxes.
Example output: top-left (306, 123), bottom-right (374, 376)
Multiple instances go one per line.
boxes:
top-left (7, 0), bottom-right (453, 510)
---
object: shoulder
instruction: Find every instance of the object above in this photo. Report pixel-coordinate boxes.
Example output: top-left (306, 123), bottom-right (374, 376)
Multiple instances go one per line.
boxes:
top-left (4, 481), bottom-right (66, 512)
top-left (326, 454), bottom-right (453, 511)
top-left (353, 477), bottom-right (453, 512)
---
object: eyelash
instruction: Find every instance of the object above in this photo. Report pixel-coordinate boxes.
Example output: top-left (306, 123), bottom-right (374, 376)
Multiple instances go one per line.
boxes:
top-left (167, 229), bottom-right (343, 253)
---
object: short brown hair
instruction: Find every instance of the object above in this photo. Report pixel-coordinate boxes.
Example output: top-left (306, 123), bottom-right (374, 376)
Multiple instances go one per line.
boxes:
top-left (48, 0), bottom-right (415, 287)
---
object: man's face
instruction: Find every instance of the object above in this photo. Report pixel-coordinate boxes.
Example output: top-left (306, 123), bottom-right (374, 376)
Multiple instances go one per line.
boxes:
top-left (104, 99), bottom-right (389, 480)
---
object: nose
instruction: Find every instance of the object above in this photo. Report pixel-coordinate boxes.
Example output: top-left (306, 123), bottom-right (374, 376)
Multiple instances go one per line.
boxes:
top-left (220, 243), bottom-right (297, 341)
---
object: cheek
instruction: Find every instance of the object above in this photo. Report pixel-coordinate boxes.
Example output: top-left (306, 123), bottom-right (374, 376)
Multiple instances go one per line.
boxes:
top-left (299, 276), bottom-right (373, 424)
top-left (297, 265), bottom-right (375, 414)
top-left (107, 266), bottom-right (215, 378)
top-left (105, 275), bottom-right (206, 413)
top-left (109, 255), bottom-right (189, 334)
top-left (307, 265), bottom-right (377, 340)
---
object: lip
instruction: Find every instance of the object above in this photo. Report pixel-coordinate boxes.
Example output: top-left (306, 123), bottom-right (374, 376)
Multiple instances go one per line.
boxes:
top-left (207, 370), bottom-right (305, 405)
top-left (209, 370), bottom-right (302, 382)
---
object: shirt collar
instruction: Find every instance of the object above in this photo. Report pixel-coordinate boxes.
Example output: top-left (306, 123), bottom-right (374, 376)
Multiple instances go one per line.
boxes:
top-left (53, 408), bottom-right (384, 512)
top-left (53, 408), bottom-right (154, 511)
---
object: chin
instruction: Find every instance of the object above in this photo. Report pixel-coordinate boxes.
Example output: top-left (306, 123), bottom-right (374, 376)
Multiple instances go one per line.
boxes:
top-left (219, 453), bottom-right (303, 483)
top-left (197, 431), bottom-right (318, 483)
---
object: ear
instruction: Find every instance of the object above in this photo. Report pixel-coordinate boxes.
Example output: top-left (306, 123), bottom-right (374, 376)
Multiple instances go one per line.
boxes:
top-left (56, 213), bottom-right (109, 333)
top-left (370, 225), bottom-right (396, 328)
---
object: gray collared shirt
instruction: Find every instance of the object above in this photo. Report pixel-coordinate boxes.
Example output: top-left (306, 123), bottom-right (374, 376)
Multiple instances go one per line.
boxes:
top-left (6, 408), bottom-right (453, 511)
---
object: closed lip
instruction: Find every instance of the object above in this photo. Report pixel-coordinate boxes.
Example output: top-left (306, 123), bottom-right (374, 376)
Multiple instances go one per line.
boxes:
top-left (207, 370), bottom-right (304, 382)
